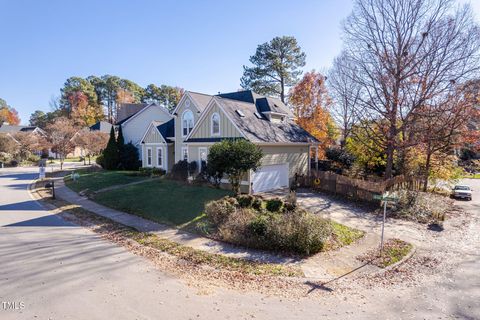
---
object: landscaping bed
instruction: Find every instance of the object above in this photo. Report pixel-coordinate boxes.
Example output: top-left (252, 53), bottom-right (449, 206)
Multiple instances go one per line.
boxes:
top-left (197, 195), bottom-right (364, 256)
top-left (33, 181), bottom-right (302, 278)
top-left (357, 239), bottom-right (413, 268)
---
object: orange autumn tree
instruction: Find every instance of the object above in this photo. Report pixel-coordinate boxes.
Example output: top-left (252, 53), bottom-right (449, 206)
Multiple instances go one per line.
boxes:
top-left (0, 98), bottom-right (20, 125)
top-left (289, 71), bottom-right (337, 157)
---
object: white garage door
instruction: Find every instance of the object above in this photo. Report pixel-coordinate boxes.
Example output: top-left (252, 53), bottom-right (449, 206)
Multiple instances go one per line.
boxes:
top-left (251, 163), bottom-right (289, 193)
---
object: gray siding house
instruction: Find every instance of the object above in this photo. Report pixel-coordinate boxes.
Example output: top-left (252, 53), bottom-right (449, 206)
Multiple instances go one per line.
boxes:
top-left (139, 90), bottom-right (318, 193)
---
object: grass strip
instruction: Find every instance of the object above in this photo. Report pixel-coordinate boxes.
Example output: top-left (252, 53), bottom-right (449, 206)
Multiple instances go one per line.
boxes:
top-left (358, 238), bottom-right (413, 268)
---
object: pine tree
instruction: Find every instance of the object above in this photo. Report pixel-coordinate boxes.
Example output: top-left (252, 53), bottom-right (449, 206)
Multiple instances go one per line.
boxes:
top-left (102, 126), bottom-right (119, 170)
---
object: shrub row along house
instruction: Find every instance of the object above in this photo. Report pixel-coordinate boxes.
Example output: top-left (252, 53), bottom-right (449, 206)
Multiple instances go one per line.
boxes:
top-left (109, 90), bottom-right (319, 193)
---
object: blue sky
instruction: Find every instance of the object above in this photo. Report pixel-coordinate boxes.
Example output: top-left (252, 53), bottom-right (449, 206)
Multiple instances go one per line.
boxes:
top-left (0, 0), bottom-right (479, 124)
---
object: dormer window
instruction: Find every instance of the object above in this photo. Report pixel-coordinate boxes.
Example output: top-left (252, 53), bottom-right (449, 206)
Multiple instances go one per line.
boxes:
top-left (182, 110), bottom-right (194, 137)
top-left (211, 113), bottom-right (220, 135)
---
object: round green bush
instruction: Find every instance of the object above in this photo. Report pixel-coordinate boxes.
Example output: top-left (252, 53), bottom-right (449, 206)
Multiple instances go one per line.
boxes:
top-left (237, 195), bottom-right (254, 208)
top-left (248, 214), bottom-right (269, 237)
top-left (266, 198), bottom-right (283, 212)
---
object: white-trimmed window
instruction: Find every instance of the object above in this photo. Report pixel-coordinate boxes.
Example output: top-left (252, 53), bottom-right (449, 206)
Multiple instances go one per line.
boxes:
top-left (146, 147), bottom-right (152, 166)
top-left (182, 110), bottom-right (194, 137)
top-left (182, 146), bottom-right (189, 161)
top-left (211, 112), bottom-right (220, 135)
top-left (156, 147), bottom-right (163, 168)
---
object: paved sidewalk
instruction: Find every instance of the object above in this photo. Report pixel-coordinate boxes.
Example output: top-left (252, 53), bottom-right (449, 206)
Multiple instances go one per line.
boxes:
top-left (50, 175), bottom-right (387, 279)
top-left (53, 176), bottom-right (298, 265)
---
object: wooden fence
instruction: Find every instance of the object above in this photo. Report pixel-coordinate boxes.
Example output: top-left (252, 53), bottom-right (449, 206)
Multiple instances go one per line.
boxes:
top-left (298, 170), bottom-right (423, 203)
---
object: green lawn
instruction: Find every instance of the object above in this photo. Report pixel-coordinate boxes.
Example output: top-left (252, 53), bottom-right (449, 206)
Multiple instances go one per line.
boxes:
top-left (65, 170), bottom-right (148, 192)
top-left (92, 179), bottom-right (232, 226)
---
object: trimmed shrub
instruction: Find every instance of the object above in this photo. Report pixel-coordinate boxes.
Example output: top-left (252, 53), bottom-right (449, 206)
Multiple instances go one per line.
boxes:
top-left (248, 214), bottom-right (270, 237)
top-left (188, 161), bottom-right (198, 176)
top-left (252, 197), bottom-right (262, 210)
top-left (171, 160), bottom-right (189, 181)
top-left (138, 167), bottom-right (166, 176)
top-left (204, 198), bottom-right (237, 225)
top-left (283, 202), bottom-right (296, 212)
top-left (268, 210), bottom-right (332, 255)
top-left (237, 195), bottom-right (254, 208)
top-left (266, 198), bottom-right (283, 212)
top-left (203, 196), bottom-right (334, 255)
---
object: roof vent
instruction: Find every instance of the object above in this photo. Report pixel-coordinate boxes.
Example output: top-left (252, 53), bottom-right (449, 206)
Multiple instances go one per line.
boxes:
top-left (235, 110), bottom-right (245, 117)
top-left (254, 112), bottom-right (262, 119)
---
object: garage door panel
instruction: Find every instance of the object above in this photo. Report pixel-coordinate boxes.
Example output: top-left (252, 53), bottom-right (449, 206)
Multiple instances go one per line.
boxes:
top-left (252, 163), bottom-right (289, 193)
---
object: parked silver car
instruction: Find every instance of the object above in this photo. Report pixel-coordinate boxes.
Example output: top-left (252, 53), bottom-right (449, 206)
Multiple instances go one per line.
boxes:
top-left (451, 185), bottom-right (473, 201)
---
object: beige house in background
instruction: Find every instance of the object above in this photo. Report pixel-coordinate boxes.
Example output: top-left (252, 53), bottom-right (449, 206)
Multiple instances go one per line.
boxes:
top-left (140, 90), bottom-right (318, 193)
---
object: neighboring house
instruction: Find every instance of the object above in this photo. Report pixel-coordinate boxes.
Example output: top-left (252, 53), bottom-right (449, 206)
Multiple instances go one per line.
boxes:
top-left (0, 124), bottom-right (46, 136)
top-left (116, 103), bottom-right (148, 123)
top-left (0, 124), bottom-right (49, 156)
top-left (89, 121), bottom-right (113, 134)
top-left (68, 121), bottom-right (114, 158)
top-left (139, 90), bottom-right (319, 193)
top-left (117, 103), bottom-right (172, 155)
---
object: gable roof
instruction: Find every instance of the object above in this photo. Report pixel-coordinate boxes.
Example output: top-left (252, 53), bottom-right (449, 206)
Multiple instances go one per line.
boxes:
top-left (0, 125), bottom-right (39, 133)
top-left (172, 91), bottom-right (213, 115)
top-left (188, 92), bottom-right (212, 112)
top-left (116, 103), bottom-right (171, 126)
top-left (90, 121), bottom-right (113, 133)
top-left (157, 119), bottom-right (175, 142)
top-left (185, 94), bottom-right (317, 144)
top-left (0, 124), bottom-right (46, 136)
top-left (116, 103), bottom-right (149, 123)
top-left (216, 97), bottom-right (316, 144)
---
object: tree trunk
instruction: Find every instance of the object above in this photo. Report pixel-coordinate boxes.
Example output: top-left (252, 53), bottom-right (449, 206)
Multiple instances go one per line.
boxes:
top-left (423, 149), bottom-right (432, 192)
top-left (384, 141), bottom-right (395, 180)
top-left (280, 77), bottom-right (285, 103)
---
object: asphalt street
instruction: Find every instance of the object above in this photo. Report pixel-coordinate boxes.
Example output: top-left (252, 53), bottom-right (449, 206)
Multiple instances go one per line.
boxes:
top-left (0, 166), bottom-right (478, 319)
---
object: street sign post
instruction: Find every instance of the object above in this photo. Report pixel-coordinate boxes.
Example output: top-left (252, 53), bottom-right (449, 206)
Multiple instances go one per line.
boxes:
top-left (373, 192), bottom-right (398, 251)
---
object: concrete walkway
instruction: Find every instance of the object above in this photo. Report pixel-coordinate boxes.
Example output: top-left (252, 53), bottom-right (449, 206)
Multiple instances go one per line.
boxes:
top-left (52, 175), bottom-right (385, 279)
top-left (53, 176), bottom-right (298, 265)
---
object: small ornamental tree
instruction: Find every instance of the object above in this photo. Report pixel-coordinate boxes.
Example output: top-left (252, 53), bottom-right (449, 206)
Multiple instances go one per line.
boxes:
top-left (102, 126), bottom-right (118, 170)
top-left (74, 130), bottom-right (109, 165)
top-left (208, 139), bottom-right (263, 195)
top-left (46, 117), bottom-right (76, 170)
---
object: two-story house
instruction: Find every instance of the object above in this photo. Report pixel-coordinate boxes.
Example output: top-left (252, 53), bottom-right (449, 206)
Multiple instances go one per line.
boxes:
top-left (139, 90), bottom-right (318, 193)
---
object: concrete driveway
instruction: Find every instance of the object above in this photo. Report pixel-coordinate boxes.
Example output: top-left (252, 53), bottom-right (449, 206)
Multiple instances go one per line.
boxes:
top-left (1, 166), bottom-right (479, 319)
